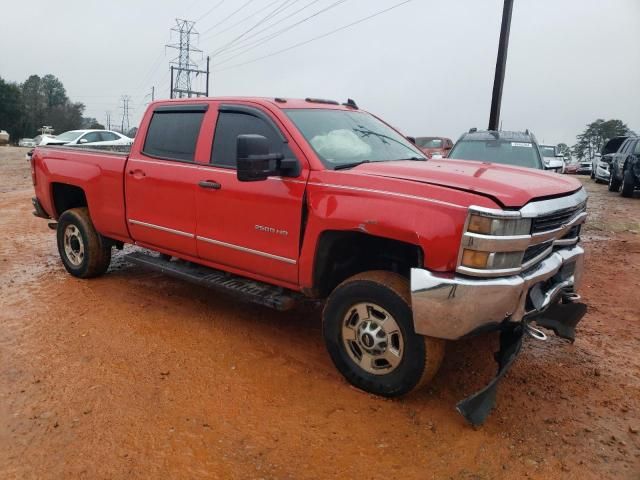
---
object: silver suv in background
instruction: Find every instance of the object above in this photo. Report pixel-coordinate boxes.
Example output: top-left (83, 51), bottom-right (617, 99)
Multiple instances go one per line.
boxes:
top-left (447, 129), bottom-right (544, 170)
top-left (593, 136), bottom-right (629, 183)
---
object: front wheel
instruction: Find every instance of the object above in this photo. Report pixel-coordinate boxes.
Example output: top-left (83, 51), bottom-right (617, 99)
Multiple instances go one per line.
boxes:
top-left (56, 207), bottom-right (112, 278)
top-left (322, 271), bottom-right (445, 397)
top-left (621, 166), bottom-right (635, 197)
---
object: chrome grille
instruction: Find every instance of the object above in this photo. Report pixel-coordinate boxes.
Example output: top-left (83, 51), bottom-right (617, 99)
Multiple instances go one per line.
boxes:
top-left (523, 241), bottom-right (553, 263)
top-left (531, 202), bottom-right (586, 234)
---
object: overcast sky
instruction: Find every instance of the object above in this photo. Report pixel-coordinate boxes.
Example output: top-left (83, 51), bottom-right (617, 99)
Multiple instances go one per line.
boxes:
top-left (1, 0), bottom-right (638, 145)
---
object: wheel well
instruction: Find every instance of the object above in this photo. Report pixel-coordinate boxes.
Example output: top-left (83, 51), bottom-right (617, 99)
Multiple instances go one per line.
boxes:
top-left (52, 183), bottom-right (87, 217)
top-left (312, 231), bottom-right (423, 297)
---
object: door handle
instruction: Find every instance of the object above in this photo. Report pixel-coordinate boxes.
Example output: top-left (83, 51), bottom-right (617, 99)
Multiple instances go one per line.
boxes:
top-left (198, 180), bottom-right (221, 190)
top-left (128, 169), bottom-right (146, 178)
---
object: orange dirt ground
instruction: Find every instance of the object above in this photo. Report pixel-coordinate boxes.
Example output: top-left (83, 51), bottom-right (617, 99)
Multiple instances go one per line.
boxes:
top-left (1, 146), bottom-right (639, 479)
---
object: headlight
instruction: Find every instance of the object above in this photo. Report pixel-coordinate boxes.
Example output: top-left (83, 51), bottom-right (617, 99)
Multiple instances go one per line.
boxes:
top-left (458, 208), bottom-right (533, 274)
top-left (467, 214), bottom-right (531, 236)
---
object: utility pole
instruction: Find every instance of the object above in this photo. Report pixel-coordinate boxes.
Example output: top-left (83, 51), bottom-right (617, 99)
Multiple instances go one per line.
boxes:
top-left (488, 0), bottom-right (514, 131)
top-left (166, 19), bottom-right (209, 98)
top-left (120, 95), bottom-right (131, 134)
top-left (105, 111), bottom-right (111, 130)
top-left (151, 86), bottom-right (155, 102)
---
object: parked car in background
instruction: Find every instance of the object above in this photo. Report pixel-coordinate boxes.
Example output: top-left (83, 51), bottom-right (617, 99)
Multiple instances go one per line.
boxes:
top-left (41, 129), bottom-right (133, 147)
top-left (19, 138), bottom-right (37, 147)
top-left (414, 136), bottom-right (453, 158)
top-left (593, 136), bottom-right (629, 183)
top-left (576, 158), bottom-right (592, 175)
top-left (608, 136), bottom-right (640, 197)
top-left (0, 130), bottom-right (9, 145)
top-left (447, 129), bottom-right (544, 170)
top-left (33, 134), bottom-right (57, 146)
top-left (539, 144), bottom-right (565, 173)
top-left (564, 159), bottom-right (580, 174)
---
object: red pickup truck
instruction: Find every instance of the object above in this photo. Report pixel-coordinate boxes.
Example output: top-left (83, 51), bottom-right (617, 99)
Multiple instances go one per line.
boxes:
top-left (31, 97), bottom-right (588, 425)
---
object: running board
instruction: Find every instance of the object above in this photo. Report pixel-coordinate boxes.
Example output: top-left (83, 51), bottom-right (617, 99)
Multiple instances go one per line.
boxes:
top-left (124, 251), bottom-right (299, 311)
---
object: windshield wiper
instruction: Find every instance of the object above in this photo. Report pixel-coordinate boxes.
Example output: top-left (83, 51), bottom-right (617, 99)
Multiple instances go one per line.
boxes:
top-left (333, 160), bottom-right (371, 170)
top-left (398, 156), bottom-right (426, 161)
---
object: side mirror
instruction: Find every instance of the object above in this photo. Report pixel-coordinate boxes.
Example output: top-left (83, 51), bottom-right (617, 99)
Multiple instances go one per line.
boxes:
top-left (406, 136), bottom-right (416, 145)
top-left (237, 134), bottom-right (283, 182)
top-left (556, 153), bottom-right (564, 158)
top-left (79, 138), bottom-right (88, 144)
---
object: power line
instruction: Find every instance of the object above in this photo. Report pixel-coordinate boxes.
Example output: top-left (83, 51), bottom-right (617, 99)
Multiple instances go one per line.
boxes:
top-left (212, 0), bottom-right (345, 64)
top-left (199, 0), bottom-right (257, 37)
top-left (215, 0), bottom-right (413, 72)
top-left (208, 0), bottom-right (322, 58)
top-left (199, 0), bottom-right (282, 42)
top-left (208, 0), bottom-right (297, 58)
top-left (195, 0), bottom-right (226, 22)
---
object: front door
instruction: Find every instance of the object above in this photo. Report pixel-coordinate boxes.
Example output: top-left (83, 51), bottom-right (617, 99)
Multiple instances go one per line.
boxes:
top-left (195, 104), bottom-right (307, 285)
top-left (125, 105), bottom-right (208, 257)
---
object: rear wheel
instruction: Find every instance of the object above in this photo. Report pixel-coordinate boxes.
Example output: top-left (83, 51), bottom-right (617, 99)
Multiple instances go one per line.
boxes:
top-left (608, 167), bottom-right (621, 192)
top-left (56, 207), bottom-right (111, 278)
top-left (621, 166), bottom-right (635, 197)
top-left (322, 271), bottom-right (445, 397)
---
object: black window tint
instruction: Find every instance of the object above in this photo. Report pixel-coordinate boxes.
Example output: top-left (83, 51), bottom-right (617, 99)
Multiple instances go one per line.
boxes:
top-left (143, 111), bottom-right (204, 161)
top-left (212, 111), bottom-right (283, 168)
top-left (100, 131), bottom-right (119, 141)
top-left (82, 132), bottom-right (102, 143)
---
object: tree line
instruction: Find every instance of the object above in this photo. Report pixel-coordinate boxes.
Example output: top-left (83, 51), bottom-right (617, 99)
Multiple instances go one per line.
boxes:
top-left (0, 74), bottom-right (103, 142)
top-left (569, 119), bottom-right (635, 161)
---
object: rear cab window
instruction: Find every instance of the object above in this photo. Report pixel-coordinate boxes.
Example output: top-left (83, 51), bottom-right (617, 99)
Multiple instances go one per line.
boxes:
top-left (143, 105), bottom-right (207, 162)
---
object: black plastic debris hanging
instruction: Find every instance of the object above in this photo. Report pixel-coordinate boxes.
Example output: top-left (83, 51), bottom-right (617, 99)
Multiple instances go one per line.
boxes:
top-left (456, 325), bottom-right (524, 426)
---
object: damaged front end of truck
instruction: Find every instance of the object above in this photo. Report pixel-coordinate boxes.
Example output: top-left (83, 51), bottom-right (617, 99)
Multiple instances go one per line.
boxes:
top-left (411, 188), bottom-right (588, 425)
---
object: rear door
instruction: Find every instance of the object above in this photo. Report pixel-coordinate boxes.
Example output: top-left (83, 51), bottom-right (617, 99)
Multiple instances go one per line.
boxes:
top-left (125, 104), bottom-right (208, 257)
top-left (194, 103), bottom-right (308, 285)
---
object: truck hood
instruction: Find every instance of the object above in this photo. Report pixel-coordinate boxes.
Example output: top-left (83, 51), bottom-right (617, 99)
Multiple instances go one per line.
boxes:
top-left (350, 159), bottom-right (582, 208)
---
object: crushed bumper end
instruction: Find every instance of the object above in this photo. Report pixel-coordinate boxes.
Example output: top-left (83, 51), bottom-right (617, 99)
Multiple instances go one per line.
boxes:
top-left (410, 246), bottom-right (584, 340)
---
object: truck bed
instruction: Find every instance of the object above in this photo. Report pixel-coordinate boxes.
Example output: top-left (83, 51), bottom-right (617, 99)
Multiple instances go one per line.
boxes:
top-left (32, 145), bottom-right (131, 243)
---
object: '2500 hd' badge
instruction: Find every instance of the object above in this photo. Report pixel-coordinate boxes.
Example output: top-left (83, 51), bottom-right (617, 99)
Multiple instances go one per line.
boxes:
top-left (255, 225), bottom-right (288, 236)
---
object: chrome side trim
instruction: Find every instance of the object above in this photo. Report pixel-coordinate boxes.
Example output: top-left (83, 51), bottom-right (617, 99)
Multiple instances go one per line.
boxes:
top-left (196, 235), bottom-right (297, 264)
top-left (307, 182), bottom-right (466, 210)
top-left (128, 219), bottom-right (194, 238)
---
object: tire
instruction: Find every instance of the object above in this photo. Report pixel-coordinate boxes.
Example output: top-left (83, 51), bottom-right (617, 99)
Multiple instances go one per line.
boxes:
top-left (56, 207), bottom-right (111, 278)
top-left (608, 167), bottom-right (621, 192)
top-left (621, 166), bottom-right (635, 198)
top-left (322, 271), bottom-right (445, 397)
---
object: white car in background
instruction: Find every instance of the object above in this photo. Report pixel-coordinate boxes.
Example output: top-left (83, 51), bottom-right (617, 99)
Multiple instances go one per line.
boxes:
top-left (539, 144), bottom-right (565, 173)
top-left (40, 129), bottom-right (133, 147)
top-left (19, 138), bottom-right (37, 147)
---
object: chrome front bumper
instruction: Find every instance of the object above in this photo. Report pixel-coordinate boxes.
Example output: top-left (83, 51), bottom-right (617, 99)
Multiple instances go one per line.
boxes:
top-left (410, 245), bottom-right (584, 340)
